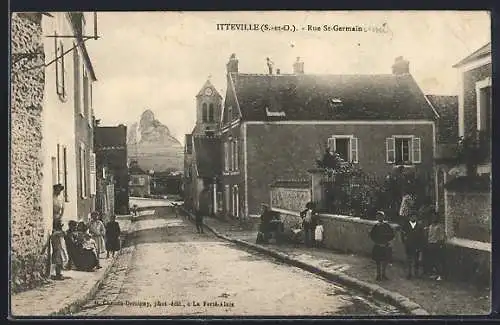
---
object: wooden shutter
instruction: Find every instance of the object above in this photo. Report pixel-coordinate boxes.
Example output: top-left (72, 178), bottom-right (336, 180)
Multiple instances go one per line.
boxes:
top-left (235, 139), bottom-right (239, 171)
top-left (224, 142), bottom-right (229, 171)
top-left (90, 152), bottom-right (97, 195)
top-left (386, 137), bottom-right (395, 163)
top-left (56, 144), bottom-right (62, 183)
top-left (63, 146), bottom-right (68, 201)
top-left (225, 185), bottom-right (230, 212)
top-left (350, 137), bottom-right (359, 163)
top-left (327, 137), bottom-right (335, 152)
top-left (80, 144), bottom-right (86, 197)
top-left (412, 137), bottom-right (421, 163)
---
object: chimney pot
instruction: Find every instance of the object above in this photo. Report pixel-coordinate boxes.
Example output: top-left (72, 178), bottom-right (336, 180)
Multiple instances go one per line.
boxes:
top-left (276, 68), bottom-right (281, 75)
top-left (392, 56), bottom-right (409, 75)
top-left (293, 57), bottom-right (304, 74)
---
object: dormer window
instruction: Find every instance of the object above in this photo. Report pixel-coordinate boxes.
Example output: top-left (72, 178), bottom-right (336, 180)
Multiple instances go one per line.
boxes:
top-left (329, 98), bottom-right (343, 109)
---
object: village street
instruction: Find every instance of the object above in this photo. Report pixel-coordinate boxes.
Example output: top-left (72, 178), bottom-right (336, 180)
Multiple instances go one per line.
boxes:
top-left (75, 201), bottom-right (400, 316)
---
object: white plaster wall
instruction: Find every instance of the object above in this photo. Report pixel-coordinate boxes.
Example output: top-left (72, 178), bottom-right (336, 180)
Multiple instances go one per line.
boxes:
top-left (41, 13), bottom-right (78, 228)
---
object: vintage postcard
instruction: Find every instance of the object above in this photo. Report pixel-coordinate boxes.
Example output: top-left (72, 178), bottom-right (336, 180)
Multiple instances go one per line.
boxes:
top-left (10, 11), bottom-right (492, 318)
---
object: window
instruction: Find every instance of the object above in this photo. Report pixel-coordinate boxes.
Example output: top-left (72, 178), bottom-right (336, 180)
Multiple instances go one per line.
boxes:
top-left (227, 106), bottom-right (233, 122)
top-left (63, 147), bottom-right (68, 201)
top-left (83, 66), bottom-right (92, 126)
top-left (386, 136), bottom-right (421, 165)
top-left (202, 103), bottom-right (208, 122)
top-left (225, 185), bottom-right (230, 212)
top-left (476, 80), bottom-right (491, 133)
top-left (327, 136), bottom-right (358, 163)
top-left (232, 185), bottom-right (239, 217)
top-left (90, 152), bottom-right (96, 196)
top-left (56, 144), bottom-right (69, 201)
top-left (208, 103), bottom-right (215, 122)
top-left (74, 47), bottom-right (84, 116)
top-left (55, 39), bottom-right (66, 100)
top-left (224, 142), bottom-right (229, 171)
top-left (232, 139), bottom-right (239, 171)
top-left (51, 157), bottom-right (58, 185)
top-left (79, 143), bottom-right (87, 198)
top-left (186, 137), bottom-right (193, 154)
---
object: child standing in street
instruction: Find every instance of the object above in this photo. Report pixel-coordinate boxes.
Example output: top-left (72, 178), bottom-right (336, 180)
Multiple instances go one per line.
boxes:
top-left (425, 211), bottom-right (446, 280)
top-left (105, 215), bottom-right (122, 258)
top-left (314, 220), bottom-right (324, 248)
top-left (370, 211), bottom-right (395, 281)
top-left (51, 220), bottom-right (68, 280)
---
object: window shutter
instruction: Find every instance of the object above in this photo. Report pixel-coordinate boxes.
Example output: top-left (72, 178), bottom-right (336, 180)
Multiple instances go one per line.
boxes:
top-left (412, 137), bottom-right (421, 163)
top-left (327, 137), bottom-right (335, 152)
top-left (90, 152), bottom-right (96, 195)
top-left (57, 144), bottom-right (62, 183)
top-left (54, 34), bottom-right (59, 93)
top-left (350, 137), bottom-right (359, 163)
top-left (386, 137), bottom-right (395, 163)
top-left (235, 140), bottom-right (239, 170)
top-left (224, 142), bottom-right (229, 171)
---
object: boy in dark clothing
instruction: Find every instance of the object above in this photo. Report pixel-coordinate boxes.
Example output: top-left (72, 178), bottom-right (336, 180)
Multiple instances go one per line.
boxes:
top-left (64, 220), bottom-right (78, 270)
top-left (370, 211), bottom-right (395, 281)
top-left (401, 214), bottom-right (427, 279)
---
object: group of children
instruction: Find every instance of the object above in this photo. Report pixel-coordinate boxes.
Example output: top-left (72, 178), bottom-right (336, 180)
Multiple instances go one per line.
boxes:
top-left (370, 209), bottom-right (445, 281)
top-left (299, 200), bottom-right (445, 282)
top-left (50, 212), bottom-right (122, 280)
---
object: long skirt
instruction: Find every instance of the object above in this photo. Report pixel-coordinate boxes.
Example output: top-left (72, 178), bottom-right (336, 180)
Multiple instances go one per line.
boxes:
top-left (92, 235), bottom-right (105, 255)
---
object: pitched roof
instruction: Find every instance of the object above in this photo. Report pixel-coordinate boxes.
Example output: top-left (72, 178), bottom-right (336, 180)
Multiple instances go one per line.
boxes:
top-left (452, 43), bottom-right (491, 68)
top-left (426, 95), bottom-right (459, 144)
top-left (193, 136), bottom-right (221, 178)
top-left (196, 79), bottom-right (223, 98)
top-left (231, 73), bottom-right (437, 121)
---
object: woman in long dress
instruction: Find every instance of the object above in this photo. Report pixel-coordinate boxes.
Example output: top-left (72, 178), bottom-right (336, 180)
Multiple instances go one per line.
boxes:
top-left (89, 212), bottom-right (106, 257)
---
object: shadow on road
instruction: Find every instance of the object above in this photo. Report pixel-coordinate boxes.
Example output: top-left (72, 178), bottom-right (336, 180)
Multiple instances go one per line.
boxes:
top-left (123, 225), bottom-right (220, 248)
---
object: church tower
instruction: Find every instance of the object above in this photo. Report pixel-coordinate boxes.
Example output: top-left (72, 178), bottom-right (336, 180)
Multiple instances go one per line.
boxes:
top-left (194, 78), bottom-right (223, 136)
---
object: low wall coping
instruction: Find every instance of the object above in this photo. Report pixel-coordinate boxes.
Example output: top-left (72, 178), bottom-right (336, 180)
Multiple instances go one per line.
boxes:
top-left (447, 237), bottom-right (491, 252)
top-left (270, 208), bottom-right (400, 229)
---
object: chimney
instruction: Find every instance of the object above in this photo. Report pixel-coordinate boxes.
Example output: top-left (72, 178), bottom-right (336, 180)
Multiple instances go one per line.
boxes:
top-left (227, 53), bottom-right (238, 74)
top-left (293, 57), bottom-right (304, 74)
top-left (392, 56), bottom-right (410, 75)
top-left (276, 68), bottom-right (281, 75)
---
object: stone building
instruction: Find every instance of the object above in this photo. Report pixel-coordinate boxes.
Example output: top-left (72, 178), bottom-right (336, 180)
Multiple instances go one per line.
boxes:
top-left (219, 54), bottom-right (437, 218)
top-left (11, 12), bottom-right (99, 292)
top-left (11, 12), bottom-right (48, 293)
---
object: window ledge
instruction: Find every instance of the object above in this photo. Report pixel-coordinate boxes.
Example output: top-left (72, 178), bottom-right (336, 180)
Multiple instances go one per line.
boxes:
top-left (391, 164), bottom-right (417, 168)
top-left (223, 171), bottom-right (240, 176)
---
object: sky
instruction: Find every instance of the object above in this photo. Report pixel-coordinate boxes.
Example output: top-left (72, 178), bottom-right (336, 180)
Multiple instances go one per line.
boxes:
top-left (84, 11), bottom-right (491, 145)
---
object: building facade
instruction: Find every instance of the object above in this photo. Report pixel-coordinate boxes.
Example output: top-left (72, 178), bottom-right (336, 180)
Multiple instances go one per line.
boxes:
top-left (41, 12), bottom-right (98, 226)
top-left (218, 54), bottom-right (438, 217)
top-left (183, 80), bottom-right (223, 215)
top-left (94, 125), bottom-right (130, 215)
top-left (11, 11), bottom-right (99, 291)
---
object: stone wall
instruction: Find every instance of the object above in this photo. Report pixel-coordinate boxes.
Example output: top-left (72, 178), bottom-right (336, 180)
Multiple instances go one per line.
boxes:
top-left (270, 183), bottom-right (311, 212)
top-left (445, 191), bottom-right (491, 243)
top-left (11, 13), bottom-right (47, 293)
top-left (273, 209), bottom-right (407, 262)
top-left (273, 207), bottom-right (490, 284)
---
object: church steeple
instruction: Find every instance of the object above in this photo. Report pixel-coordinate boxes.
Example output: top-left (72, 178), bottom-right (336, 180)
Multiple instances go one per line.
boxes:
top-left (194, 77), bottom-right (222, 136)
